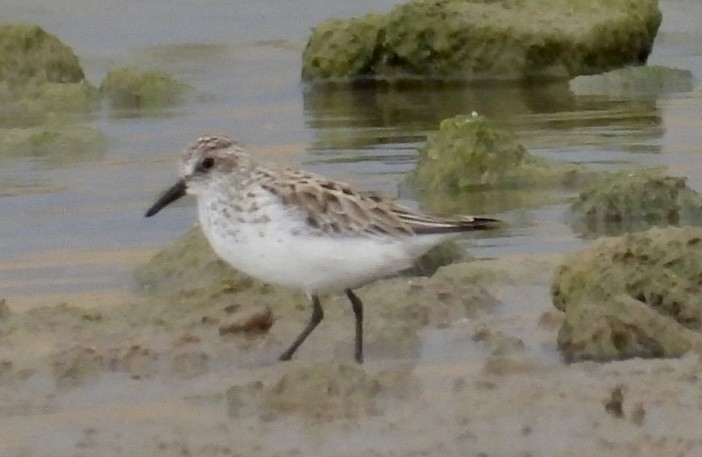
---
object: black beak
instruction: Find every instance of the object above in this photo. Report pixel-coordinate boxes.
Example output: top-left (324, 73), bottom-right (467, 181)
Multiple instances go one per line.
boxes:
top-left (145, 179), bottom-right (187, 217)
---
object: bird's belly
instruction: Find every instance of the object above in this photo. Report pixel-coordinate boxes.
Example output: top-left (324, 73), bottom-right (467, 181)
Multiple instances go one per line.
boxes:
top-left (197, 192), bottom-right (456, 294)
top-left (203, 222), bottom-right (420, 294)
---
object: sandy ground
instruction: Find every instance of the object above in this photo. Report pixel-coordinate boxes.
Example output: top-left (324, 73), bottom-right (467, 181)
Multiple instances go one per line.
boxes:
top-left (1, 254), bottom-right (702, 457)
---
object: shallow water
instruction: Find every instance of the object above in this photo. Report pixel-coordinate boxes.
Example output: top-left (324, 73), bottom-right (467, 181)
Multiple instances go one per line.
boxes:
top-left (3, 3), bottom-right (702, 456)
top-left (0, 0), bottom-right (701, 302)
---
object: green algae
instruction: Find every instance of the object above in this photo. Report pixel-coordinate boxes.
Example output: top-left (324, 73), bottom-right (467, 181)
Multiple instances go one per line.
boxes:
top-left (301, 13), bottom-right (384, 81)
top-left (0, 24), bottom-right (98, 127)
top-left (408, 240), bottom-right (466, 277)
top-left (555, 294), bottom-right (698, 363)
top-left (0, 23), bottom-right (85, 88)
top-left (552, 226), bottom-right (702, 361)
top-left (302, 0), bottom-right (661, 82)
top-left (406, 114), bottom-right (596, 196)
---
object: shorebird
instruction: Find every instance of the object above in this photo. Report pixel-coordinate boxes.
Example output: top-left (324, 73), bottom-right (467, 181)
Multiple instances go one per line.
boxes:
top-left (145, 135), bottom-right (500, 363)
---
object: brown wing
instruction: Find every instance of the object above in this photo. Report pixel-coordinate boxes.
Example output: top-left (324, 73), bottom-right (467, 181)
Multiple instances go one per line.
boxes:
top-left (256, 165), bottom-right (500, 236)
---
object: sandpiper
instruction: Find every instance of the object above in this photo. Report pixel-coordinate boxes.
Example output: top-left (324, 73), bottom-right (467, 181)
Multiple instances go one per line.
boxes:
top-left (145, 135), bottom-right (500, 363)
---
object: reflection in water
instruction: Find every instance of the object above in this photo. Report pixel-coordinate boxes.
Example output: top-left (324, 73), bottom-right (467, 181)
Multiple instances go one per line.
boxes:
top-left (401, 187), bottom-right (574, 216)
top-left (515, 99), bottom-right (663, 156)
top-left (303, 81), bottom-right (666, 217)
top-left (303, 81), bottom-right (577, 150)
top-left (304, 82), bottom-right (664, 158)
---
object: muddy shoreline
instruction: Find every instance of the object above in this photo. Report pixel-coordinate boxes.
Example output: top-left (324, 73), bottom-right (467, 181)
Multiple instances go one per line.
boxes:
top-left (2, 254), bottom-right (702, 457)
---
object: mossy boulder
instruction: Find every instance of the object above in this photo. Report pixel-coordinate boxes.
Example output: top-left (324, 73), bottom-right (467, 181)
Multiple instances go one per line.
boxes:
top-left (569, 170), bottom-right (702, 236)
top-left (302, 13), bottom-right (384, 81)
top-left (0, 24), bottom-right (97, 126)
top-left (100, 66), bottom-right (189, 110)
top-left (302, 0), bottom-right (662, 82)
top-left (0, 24), bottom-right (85, 88)
top-left (407, 240), bottom-right (466, 277)
top-left (406, 114), bottom-right (595, 194)
top-left (570, 65), bottom-right (694, 98)
top-left (552, 227), bottom-right (702, 362)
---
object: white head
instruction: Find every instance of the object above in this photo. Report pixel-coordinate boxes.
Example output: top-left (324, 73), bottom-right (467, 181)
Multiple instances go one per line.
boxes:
top-left (180, 135), bottom-right (254, 194)
top-left (145, 135), bottom-right (253, 217)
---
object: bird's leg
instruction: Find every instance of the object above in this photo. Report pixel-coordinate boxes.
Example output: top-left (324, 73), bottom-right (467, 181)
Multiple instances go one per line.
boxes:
top-left (279, 294), bottom-right (324, 361)
top-left (345, 289), bottom-right (364, 364)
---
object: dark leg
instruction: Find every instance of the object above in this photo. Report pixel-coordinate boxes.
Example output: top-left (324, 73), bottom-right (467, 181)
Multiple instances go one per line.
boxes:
top-left (345, 289), bottom-right (364, 364)
top-left (279, 294), bottom-right (324, 361)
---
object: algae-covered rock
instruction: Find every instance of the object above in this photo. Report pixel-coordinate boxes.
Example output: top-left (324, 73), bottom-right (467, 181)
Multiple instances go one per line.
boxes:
top-left (408, 240), bottom-right (466, 277)
top-left (407, 114), bottom-right (594, 194)
top-left (556, 294), bottom-right (698, 363)
top-left (0, 24), bottom-right (85, 88)
top-left (0, 125), bottom-right (107, 164)
top-left (552, 226), bottom-right (702, 361)
top-left (570, 65), bottom-right (694, 98)
top-left (0, 24), bottom-right (97, 126)
top-left (302, 13), bottom-right (384, 81)
top-left (569, 170), bottom-right (702, 237)
top-left (302, 0), bottom-right (661, 82)
top-left (100, 66), bottom-right (189, 110)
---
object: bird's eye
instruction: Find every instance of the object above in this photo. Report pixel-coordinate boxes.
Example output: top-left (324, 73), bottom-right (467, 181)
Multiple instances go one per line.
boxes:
top-left (200, 157), bottom-right (215, 170)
